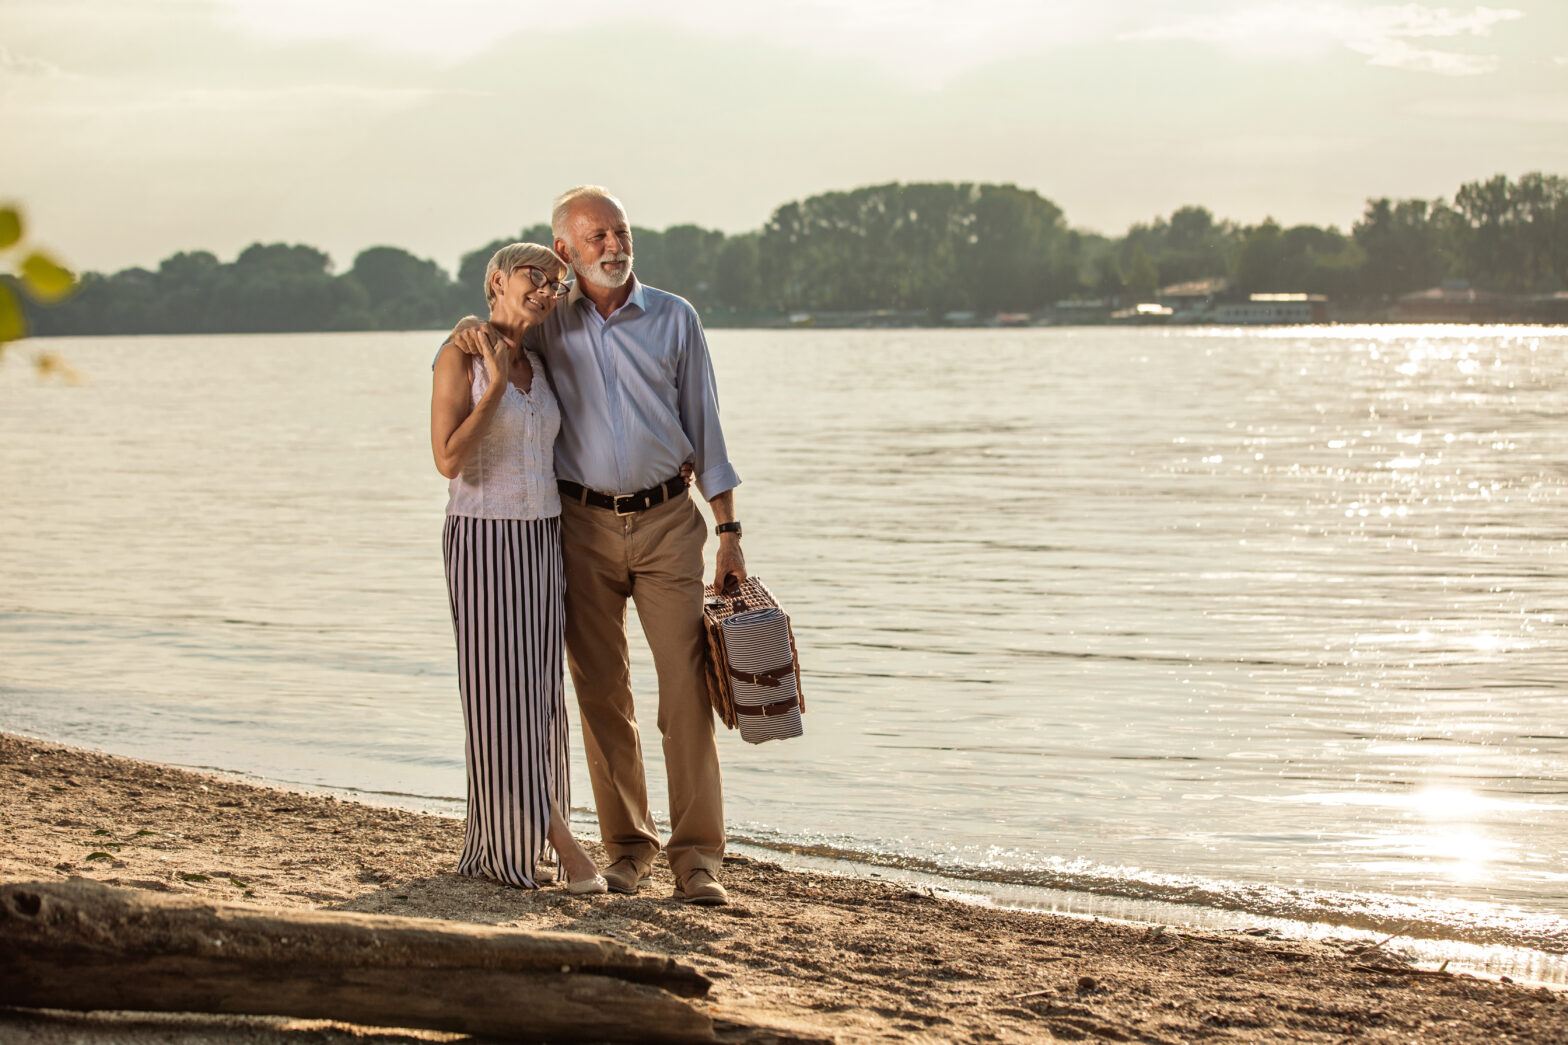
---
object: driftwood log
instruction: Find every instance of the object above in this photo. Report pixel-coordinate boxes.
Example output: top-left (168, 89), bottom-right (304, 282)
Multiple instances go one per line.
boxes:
top-left (0, 879), bottom-right (714, 1043)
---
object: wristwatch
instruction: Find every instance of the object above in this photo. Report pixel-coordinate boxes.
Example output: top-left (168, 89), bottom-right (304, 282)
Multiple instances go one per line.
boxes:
top-left (715, 521), bottom-right (742, 537)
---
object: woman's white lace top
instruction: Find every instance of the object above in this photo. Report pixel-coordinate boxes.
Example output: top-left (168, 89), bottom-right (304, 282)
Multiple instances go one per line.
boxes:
top-left (445, 349), bottom-right (562, 520)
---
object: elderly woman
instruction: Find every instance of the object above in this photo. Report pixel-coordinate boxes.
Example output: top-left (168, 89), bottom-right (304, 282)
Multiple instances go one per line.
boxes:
top-left (430, 243), bottom-right (605, 893)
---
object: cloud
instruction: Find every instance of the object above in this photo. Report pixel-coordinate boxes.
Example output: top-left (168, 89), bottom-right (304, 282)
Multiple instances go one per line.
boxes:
top-left (208, 0), bottom-right (1126, 89)
top-left (0, 45), bottom-right (66, 80)
top-left (1123, 3), bottom-right (1524, 75)
top-left (1348, 37), bottom-right (1498, 75)
top-left (1361, 4), bottom-right (1524, 37)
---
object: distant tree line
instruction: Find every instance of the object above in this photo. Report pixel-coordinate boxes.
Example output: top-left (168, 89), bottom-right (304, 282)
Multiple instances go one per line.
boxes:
top-left (1098, 172), bottom-right (1567, 303)
top-left (19, 171), bottom-right (1566, 335)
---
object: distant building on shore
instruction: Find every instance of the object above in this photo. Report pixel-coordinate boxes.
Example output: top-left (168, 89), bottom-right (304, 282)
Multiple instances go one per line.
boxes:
top-left (1212, 293), bottom-right (1329, 325)
top-left (1156, 277), bottom-right (1228, 320)
top-left (1109, 302), bottom-right (1175, 325)
top-left (1109, 287), bottom-right (1328, 325)
top-left (1047, 299), bottom-right (1114, 325)
top-left (1389, 280), bottom-right (1511, 323)
top-left (787, 279), bottom-right (1563, 330)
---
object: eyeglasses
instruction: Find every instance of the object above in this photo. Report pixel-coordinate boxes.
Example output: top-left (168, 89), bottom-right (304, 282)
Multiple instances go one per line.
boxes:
top-left (518, 266), bottom-right (570, 299)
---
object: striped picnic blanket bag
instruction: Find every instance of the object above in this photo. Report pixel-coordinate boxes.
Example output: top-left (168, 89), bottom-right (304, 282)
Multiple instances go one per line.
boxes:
top-left (701, 577), bottom-right (804, 744)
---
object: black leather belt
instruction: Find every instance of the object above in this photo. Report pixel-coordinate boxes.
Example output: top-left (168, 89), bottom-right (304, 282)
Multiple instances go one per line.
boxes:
top-left (558, 475), bottom-right (686, 516)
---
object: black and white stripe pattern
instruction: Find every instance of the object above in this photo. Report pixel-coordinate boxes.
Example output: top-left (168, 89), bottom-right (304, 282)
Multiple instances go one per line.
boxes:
top-left (442, 515), bottom-right (569, 888)
top-left (721, 607), bottom-right (803, 744)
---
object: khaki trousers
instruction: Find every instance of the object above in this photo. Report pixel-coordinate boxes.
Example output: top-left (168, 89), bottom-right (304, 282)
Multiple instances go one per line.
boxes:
top-left (559, 491), bottom-right (724, 879)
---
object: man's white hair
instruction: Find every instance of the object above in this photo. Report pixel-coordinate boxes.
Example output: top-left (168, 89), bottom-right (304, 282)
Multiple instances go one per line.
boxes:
top-left (551, 185), bottom-right (626, 240)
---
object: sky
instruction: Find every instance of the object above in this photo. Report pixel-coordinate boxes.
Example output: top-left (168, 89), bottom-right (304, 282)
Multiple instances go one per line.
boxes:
top-left (2, 0), bottom-right (1565, 275)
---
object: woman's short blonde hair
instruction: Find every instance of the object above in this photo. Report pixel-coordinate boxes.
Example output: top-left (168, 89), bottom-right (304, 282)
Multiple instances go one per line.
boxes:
top-left (484, 242), bottom-right (568, 308)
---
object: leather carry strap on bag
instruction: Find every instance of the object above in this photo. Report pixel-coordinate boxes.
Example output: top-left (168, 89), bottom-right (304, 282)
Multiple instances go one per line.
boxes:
top-left (701, 577), bottom-right (804, 744)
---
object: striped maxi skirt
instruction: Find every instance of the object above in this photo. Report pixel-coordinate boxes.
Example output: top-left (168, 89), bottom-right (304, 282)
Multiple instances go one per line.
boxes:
top-left (442, 514), bottom-right (569, 888)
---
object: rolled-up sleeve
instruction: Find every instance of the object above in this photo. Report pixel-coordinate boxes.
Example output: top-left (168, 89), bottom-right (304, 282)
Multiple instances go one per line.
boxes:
top-left (677, 310), bottom-right (740, 501)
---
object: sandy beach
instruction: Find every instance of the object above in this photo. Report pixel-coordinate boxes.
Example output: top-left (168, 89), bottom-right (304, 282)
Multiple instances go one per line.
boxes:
top-left (2, 731), bottom-right (1564, 1044)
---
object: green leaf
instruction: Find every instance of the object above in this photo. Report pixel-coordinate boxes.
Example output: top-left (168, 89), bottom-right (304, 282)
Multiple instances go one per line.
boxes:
top-left (85, 852), bottom-right (113, 862)
top-left (133, 829), bottom-right (156, 837)
top-left (0, 208), bottom-right (20, 249)
top-left (0, 283), bottom-right (25, 344)
top-left (20, 251), bottom-right (75, 302)
top-left (178, 872), bottom-right (211, 883)
top-left (93, 828), bottom-right (111, 836)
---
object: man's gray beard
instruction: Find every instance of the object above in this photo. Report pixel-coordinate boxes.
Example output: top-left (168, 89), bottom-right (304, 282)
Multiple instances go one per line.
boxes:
top-left (570, 246), bottom-right (633, 290)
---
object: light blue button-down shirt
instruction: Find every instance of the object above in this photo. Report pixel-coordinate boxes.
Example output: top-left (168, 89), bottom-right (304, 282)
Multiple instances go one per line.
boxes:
top-left (524, 277), bottom-right (740, 502)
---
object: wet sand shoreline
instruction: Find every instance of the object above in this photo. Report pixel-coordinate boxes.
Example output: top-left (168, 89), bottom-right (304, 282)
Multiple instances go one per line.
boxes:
top-left (3, 731), bottom-right (1565, 1043)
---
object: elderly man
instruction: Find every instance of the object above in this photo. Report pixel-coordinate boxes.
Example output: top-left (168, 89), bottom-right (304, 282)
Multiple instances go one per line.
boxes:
top-left (449, 186), bottom-right (743, 905)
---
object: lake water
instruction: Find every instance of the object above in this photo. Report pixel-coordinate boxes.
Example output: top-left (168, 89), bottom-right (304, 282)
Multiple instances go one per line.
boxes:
top-left (2, 326), bottom-right (1565, 978)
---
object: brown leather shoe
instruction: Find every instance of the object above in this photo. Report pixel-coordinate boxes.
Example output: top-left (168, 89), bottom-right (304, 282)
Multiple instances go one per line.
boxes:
top-left (673, 868), bottom-right (729, 906)
top-left (602, 857), bottom-right (652, 895)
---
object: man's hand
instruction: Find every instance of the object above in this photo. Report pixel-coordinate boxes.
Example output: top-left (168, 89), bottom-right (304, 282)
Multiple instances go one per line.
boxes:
top-left (714, 534), bottom-right (746, 594)
top-left (707, 489), bottom-right (746, 592)
top-left (446, 315), bottom-right (489, 356)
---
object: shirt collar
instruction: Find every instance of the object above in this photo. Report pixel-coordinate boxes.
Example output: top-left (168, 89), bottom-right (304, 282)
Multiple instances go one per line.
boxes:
top-left (568, 273), bottom-right (646, 316)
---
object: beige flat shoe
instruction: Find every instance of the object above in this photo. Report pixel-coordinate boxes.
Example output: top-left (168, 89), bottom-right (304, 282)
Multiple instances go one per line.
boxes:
top-left (565, 871), bottom-right (607, 895)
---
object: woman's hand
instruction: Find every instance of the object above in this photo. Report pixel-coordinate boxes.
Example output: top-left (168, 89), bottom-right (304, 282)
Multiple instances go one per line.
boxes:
top-left (432, 329), bottom-right (511, 480)
top-left (477, 327), bottom-right (511, 388)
